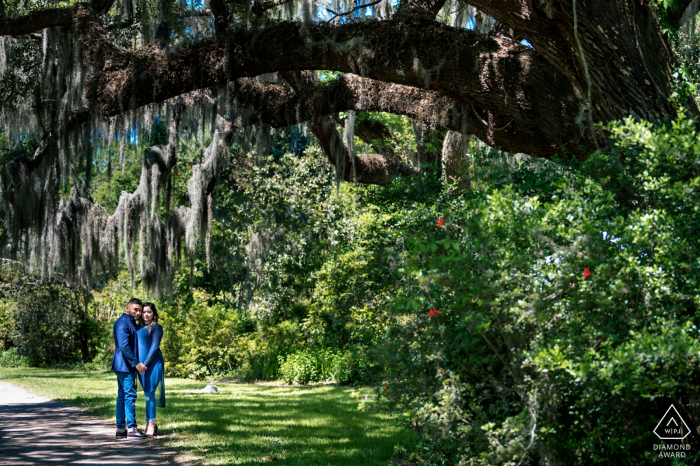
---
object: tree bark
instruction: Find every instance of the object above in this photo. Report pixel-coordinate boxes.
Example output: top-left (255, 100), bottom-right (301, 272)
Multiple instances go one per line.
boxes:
top-left (0, 0), bottom-right (114, 35)
top-left (280, 71), bottom-right (416, 185)
top-left (233, 74), bottom-right (562, 157)
top-left (442, 130), bottom-right (471, 189)
top-left (468, 0), bottom-right (679, 125)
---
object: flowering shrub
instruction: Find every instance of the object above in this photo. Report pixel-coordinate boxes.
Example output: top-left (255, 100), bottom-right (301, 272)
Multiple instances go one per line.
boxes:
top-left (381, 115), bottom-right (700, 465)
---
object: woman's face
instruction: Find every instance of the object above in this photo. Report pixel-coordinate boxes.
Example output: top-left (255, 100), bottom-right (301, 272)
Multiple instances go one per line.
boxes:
top-left (142, 306), bottom-right (154, 325)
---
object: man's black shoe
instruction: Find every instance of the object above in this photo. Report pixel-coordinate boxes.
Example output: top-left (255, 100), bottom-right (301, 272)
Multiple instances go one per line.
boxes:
top-left (115, 429), bottom-right (127, 439)
top-left (127, 429), bottom-right (146, 439)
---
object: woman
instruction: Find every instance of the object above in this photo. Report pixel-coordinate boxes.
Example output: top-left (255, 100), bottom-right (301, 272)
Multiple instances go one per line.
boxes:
top-left (136, 302), bottom-right (166, 437)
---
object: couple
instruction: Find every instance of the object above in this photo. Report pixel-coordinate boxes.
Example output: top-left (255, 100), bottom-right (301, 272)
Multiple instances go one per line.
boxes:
top-left (111, 298), bottom-right (166, 439)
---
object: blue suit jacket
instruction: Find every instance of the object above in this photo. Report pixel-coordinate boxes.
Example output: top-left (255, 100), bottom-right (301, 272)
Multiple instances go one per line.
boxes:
top-left (112, 313), bottom-right (140, 373)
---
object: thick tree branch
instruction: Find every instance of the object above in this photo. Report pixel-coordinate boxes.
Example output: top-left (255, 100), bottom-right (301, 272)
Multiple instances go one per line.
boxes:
top-left (7, 0), bottom-right (676, 161)
top-left (210, 0), bottom-right (230, 36)
top-left (311, 117), bottom-right (416, 184)
top-left (466, 0), bottom-right (676, 123)
top-left (396, 0), bottom-right (447, 18)
top-left (0, 0), bottom-right (114, 36)
top-left (0, 7), bottom-right (76, 35)
top-left (343, 114), bottom-right (399, 159)
top-left (79, 13), bottom-right (587, 157)
top-left (280, 71), bottom-right (416, 185)
top-left (669, 0), bottom-right (696, 28)
top-left (233, 74), bottom-right (563, 158)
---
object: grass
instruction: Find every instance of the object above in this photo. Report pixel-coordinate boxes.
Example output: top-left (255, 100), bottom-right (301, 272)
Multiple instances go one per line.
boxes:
top-left (0, 368), bottom-right (411, 465)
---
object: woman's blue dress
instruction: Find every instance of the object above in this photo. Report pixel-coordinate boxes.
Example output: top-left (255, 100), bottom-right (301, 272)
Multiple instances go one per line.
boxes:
top-left (136, 323), bottom-right (166, 408)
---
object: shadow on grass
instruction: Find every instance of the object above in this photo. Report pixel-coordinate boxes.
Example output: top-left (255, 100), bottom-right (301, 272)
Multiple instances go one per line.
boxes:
top-left (60, 390), bottom-right (404, 465)
top-left (1, 369), bottom-right (408, 466)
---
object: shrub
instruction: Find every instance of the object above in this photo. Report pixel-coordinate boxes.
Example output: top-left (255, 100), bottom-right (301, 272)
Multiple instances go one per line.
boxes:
top-left (278, 347), bottom-right (366, 384)
top-left (10, 274), bottom-right (100, 366)
top-left (279, 350), bottom-right (319, 385)
top-left (381, 115), bottom-right (700, 465)
top-left (0, 347), bottom-right (30, 368)
top-left (0, 299), bottom-right (15, 351)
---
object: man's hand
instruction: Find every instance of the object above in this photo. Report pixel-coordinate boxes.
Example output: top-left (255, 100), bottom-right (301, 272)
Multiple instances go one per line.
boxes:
top-left (136, 363), bottom-right (147, 374)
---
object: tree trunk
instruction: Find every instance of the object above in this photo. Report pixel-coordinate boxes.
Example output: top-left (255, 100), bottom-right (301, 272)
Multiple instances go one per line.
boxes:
top-left (470, 0), bottom-right (679, 130)
top-left (442, 130), bottom-right (471, 189)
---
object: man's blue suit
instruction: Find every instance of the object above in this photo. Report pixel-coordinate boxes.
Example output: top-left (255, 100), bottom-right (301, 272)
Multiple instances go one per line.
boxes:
top-left (112, 313), bottom-right (139, 372)
top-left (113, 313), bottom-right (140, 430)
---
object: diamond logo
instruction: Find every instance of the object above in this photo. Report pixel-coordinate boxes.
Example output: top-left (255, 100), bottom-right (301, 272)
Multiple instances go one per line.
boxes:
top-left (654, 405), bottom-right (691, 440)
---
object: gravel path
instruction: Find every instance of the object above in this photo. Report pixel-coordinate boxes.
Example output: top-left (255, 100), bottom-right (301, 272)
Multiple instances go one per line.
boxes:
top-left (0, 381), bottom-right (179, 465)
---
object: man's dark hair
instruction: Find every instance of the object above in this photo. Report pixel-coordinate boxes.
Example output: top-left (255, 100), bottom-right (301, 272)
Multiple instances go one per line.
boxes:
top-left (127, 297), bottom-right (143, 307)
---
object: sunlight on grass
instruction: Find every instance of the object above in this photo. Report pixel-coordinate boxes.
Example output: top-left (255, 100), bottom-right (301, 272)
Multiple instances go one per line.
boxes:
top-left (0, 368), bottom-right (410, 465)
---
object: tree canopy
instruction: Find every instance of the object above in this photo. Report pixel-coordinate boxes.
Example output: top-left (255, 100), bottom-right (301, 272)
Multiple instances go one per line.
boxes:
top-left (0, 0), bottom-right (698, 282)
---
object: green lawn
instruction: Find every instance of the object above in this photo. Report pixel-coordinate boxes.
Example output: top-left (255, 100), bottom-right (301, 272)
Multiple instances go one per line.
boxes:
top-left (0, 368), bottom-right (410, 465)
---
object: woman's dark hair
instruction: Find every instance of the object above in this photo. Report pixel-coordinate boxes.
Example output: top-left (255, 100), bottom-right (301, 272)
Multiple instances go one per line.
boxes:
top-left (142, 302), bottom-right (159, 324)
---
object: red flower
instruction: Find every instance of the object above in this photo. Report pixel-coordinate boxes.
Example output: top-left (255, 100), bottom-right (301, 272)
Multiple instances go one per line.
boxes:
top-left (583, 267), bottom-right (592, 279)
top-left (428, 309), bottom-right (441, 318)
top-left (384, 383), bottom-right (390, 389)
top-left (439, 367), bottom-right (444, 372)
top-left (437, 217), bottom-right (445, 227)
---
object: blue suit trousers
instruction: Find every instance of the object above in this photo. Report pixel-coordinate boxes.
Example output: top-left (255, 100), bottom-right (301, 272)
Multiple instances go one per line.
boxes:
top-left (115, 371), bottom-right (137, 429)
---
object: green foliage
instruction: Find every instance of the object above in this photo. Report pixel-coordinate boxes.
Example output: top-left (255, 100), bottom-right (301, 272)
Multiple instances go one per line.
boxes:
top-left (0, 347), bottom-right (30, 368)
top-left (670, 22), bottom-right (700, 104)
top-left (278, 347), bottom-right (364, 385)
top-left (0, 266), bottom-right (102, 366)
top-left (653, 0), bottom-right (680, 10)
top-left (0, 298), bottom-right (15, 351)
top-left (378, 114), bottom-right (700, 465)
top-left (162, 286), bottom-right (304, 380)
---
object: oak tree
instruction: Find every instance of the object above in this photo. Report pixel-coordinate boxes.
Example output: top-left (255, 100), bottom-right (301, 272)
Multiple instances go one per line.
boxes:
top-left (0, 0), bottom-right (696, 286)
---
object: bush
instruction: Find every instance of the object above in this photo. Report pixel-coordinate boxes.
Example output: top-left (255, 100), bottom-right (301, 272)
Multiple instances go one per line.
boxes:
top-left (0, 347), bottom-right (30, 367)
top-left (278, 347), bottom-right (366, 384)
top-left (381, 115), bottom-right (700, 465)
top-left (7, 272), bottom-right (101, 366)
top-left (0, 299), bottom-right (15, 351)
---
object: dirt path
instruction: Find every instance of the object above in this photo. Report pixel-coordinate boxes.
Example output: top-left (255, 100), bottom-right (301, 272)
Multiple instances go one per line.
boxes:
top-left (0, 381), bottom-right (179, 465)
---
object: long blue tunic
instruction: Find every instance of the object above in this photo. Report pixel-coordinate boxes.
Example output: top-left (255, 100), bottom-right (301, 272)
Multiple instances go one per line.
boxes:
top-left (136, 323), bottom-right (166, 408)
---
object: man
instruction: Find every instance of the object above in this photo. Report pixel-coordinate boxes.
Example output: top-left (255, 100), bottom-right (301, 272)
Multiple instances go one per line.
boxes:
top-left (112, 297), bottom-right (148, 439)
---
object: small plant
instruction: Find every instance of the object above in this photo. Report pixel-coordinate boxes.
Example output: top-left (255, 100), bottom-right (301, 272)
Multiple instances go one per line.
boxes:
top-left (0, 347), bottom-right (31, 368)
top-left (279, 351), bottom-right (319, 385)
top-left (278, 347), bottom-right (365, 385)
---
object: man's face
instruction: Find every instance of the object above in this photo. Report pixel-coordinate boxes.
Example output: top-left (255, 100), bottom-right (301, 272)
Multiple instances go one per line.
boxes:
top-left (126, 303), bottom-right (142, 321)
